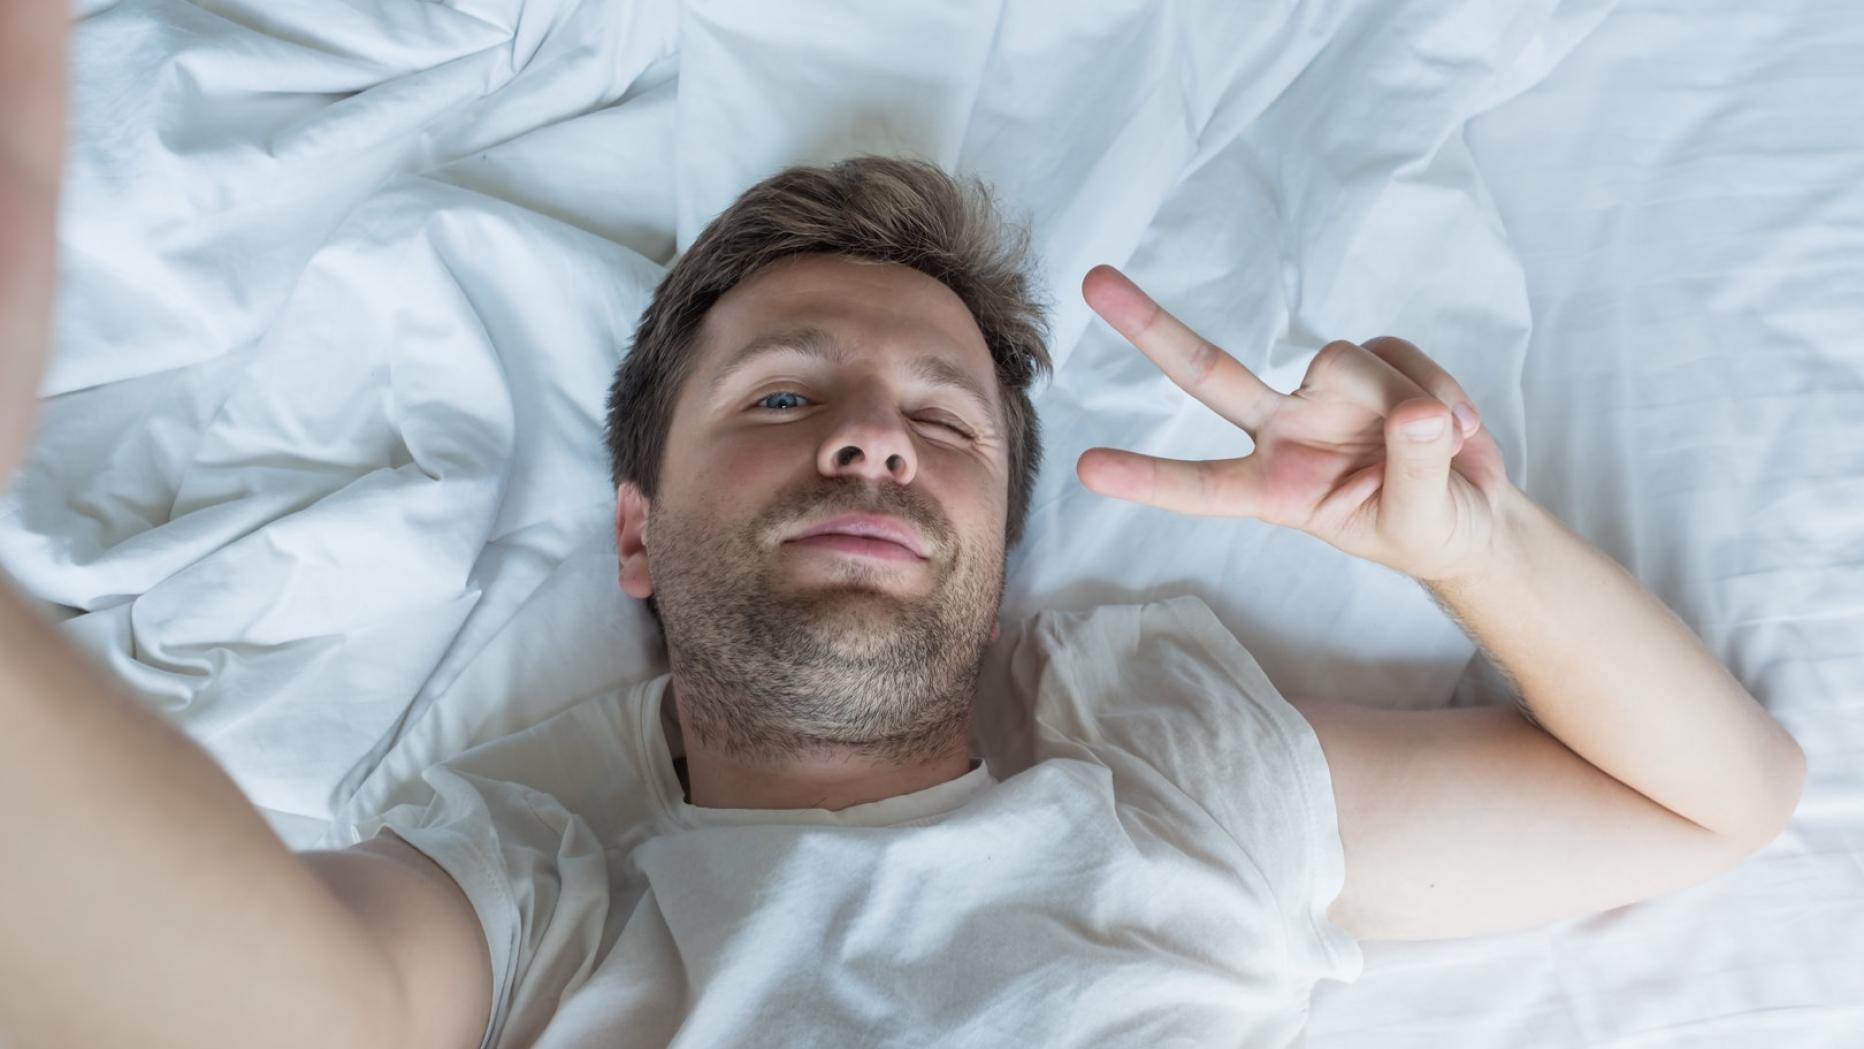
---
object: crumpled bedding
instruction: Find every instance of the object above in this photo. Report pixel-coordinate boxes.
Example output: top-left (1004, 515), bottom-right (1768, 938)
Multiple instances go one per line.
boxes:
top-left (6, 0), bottom-right (1859, 1045)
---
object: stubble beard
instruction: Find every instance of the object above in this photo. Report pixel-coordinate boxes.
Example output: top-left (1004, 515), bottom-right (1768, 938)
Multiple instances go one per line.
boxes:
top-left (647, 482), bottom-right (1004, 767)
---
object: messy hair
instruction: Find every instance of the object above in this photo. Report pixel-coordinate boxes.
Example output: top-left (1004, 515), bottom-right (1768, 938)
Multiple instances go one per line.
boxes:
top-left (603, 154), bottom-right (1053, 626)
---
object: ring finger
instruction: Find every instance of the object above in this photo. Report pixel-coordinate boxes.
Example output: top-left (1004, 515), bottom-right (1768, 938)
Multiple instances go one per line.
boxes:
top-left (1303, 339), bottom-right (1436, 416)
top-left (1358, 335), bottom-right (1480, 430)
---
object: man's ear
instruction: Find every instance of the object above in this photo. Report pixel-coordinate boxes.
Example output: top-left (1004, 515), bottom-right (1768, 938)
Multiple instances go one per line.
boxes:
top-left (616, 482), bottom-right (654, 600)
top-left (990, 621), bottom-right (1000, 644)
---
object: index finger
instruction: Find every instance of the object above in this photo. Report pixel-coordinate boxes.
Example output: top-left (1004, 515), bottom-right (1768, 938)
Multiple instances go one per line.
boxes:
top-left (1083, 265), bottom-right (1282, 437)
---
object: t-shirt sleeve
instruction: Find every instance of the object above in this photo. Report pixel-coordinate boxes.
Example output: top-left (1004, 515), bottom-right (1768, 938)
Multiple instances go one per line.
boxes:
top-left (1006, 594), bottom-right (1365, 992)
top-left (335, 717), bottom-right (617, 1049)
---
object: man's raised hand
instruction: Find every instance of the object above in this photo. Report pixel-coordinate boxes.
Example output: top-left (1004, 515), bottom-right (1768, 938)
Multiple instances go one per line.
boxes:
top-left (1074, 264), bottom-right (1514, 584)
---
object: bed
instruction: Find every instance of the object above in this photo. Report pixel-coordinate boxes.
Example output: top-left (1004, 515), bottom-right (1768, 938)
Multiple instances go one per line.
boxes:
top-left (4, 0), bottom-right (1859, 1045)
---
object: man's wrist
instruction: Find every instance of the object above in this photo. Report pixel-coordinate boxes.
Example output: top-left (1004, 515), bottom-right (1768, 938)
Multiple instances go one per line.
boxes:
top-left (1420, 481), bottom-right (1542, 596)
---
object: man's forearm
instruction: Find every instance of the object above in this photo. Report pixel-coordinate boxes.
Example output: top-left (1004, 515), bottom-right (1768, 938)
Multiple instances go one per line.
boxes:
top-left (0, 0), bottom-right (66, 482)
top-left (1424, 484), bottom-right (1807, 845)
top-left (0, 573), bottom-right (402, 1049)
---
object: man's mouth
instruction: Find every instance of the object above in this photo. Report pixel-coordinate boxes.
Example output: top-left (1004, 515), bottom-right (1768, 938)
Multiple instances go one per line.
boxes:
top-left (783, 533), bottom-right (923, 562)
top-left (783, 512), bottom-right (931, 560)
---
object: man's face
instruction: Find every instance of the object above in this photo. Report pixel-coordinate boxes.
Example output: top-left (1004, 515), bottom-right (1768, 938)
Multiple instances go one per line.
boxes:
top-left (616, 252), bottom-right (1010, 760)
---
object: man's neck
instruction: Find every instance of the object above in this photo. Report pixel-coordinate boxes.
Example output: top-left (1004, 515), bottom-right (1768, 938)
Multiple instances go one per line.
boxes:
top-left (661, 682), bottom-right (977, 812)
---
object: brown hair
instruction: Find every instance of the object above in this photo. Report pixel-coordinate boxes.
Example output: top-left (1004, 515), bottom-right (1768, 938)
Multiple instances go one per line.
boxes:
top-left (603, 154), bottom-right (1053, 625)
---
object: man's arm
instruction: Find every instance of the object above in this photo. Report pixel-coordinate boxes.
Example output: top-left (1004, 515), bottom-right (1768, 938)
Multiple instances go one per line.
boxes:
top-left (1068, 267), bottom-right (1806, 936)
top-left (0, 577), bottom-right (410, 1049)
top-left (0, 0), bottom-right (66, 478)
top-left (0, 5), bottom-right (407, 1047)
top-left (1423, 484), bottom-right (1807, 845)
top-left (1283, 481), bottom-right (1807, 942)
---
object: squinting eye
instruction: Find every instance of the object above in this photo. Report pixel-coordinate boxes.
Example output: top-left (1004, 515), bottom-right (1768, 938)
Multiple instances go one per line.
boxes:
top-left (923, 417), bottom-right (975, 440)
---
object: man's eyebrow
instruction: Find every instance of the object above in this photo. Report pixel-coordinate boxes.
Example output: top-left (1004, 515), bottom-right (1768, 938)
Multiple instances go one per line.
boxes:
top-left (707, 325), bottom-right (998, 423)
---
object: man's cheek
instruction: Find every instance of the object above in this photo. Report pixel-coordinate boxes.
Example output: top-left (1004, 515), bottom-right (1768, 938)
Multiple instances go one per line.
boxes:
top-left (710, 442), bottom-right (792, 500)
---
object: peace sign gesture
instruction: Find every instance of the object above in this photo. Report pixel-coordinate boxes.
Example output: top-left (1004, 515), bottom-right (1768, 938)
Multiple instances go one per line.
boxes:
top-left (1075, 265), bottom-right (1514, 584)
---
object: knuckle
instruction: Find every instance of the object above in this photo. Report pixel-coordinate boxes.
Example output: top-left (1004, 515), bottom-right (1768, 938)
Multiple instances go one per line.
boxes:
top-left (1362, 336), bottom-right (1468, 404)
top-left (1314, 339), bottom-right (1360, 374)
top-left (1359, 335), bottom-right (1418, 354)
top-left (1186, 338), bottom-right (1222, 385)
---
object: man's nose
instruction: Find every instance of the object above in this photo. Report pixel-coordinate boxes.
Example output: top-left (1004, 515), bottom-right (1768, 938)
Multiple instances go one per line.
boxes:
top-left (818, 401), bottom-right (917, 484)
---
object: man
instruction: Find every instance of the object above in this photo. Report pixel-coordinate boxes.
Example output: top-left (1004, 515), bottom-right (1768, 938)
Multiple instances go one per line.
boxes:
top-left (0, 7), bottom-right (1806, 1049)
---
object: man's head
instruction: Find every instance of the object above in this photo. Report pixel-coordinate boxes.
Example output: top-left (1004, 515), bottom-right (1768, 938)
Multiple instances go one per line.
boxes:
top-left (602, 155), bottom-right (1052, 764)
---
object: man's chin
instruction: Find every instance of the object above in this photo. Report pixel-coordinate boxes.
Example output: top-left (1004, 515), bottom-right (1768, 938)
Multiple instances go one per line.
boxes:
top-left (767, 587), bottom-right (922, 638)
top-left (775, 553), bottom-right (930, 595)
top-left (784, 584), bottom-right (916, 621)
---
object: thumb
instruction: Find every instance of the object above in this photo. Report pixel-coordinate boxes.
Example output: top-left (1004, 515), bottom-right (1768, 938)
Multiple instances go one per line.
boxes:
top-left (1378, 399), bottom-right (1454, 548)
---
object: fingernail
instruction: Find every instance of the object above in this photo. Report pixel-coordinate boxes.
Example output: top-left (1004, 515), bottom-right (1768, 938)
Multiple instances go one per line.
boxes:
top-left (1453, 402), bottom-right (1479, 435)
top-left (1404, 416), bottom-right (1446, 441)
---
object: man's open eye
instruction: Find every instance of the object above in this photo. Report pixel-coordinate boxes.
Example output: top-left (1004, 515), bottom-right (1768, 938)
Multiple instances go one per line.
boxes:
top-left (754, 391), bottom-right (810, 412)
top-left (752, 391), bottom-right (974, 440)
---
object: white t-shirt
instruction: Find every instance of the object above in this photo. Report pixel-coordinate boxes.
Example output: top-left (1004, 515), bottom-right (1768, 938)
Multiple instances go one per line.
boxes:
top-left (340, 595), bottom-right (1363, 1048)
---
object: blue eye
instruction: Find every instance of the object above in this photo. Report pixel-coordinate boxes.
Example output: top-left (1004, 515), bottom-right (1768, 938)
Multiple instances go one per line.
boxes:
top-left (755, 391), bottom-right (809, 411)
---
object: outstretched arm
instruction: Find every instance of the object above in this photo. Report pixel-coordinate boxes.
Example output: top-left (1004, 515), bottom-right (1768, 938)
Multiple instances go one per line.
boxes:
top-left (0, 0), bottom-right (65, 477)
top-left (0, 8), bottom-right (406, 1048)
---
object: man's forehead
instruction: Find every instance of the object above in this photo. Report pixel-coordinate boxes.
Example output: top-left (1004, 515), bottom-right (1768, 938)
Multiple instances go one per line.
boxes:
top-left (702, 255), bottom-right (987, 355)
top-left (695, 258), bottom-right (998, 410)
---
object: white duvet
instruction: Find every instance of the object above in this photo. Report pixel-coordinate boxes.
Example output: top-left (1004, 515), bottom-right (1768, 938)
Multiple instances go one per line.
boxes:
top-left (4, 0), bottom-right (1859, 1045)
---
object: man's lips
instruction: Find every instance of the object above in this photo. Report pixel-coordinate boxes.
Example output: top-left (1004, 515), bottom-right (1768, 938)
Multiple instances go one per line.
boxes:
top-left (783, 513), bottom-right (930, 559)
top-left (785, 533), bottom-right (923, 562)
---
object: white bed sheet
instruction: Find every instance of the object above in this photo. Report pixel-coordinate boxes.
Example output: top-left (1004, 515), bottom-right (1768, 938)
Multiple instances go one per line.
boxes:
top-left (1306, 3), bottom-right (1864, 1046)
top-left (3, 0), bottom-right (1858, 1045)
